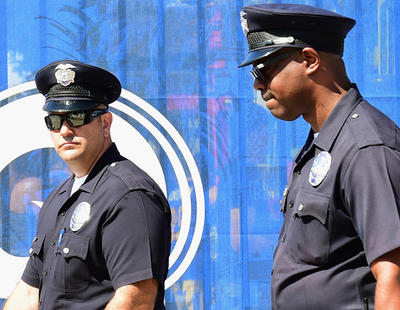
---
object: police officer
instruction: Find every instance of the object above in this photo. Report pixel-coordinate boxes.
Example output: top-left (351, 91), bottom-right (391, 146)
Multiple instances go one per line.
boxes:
top-left (3, 60), bottom-right (171, 309)
top-left (239, 4), bottom-right (400, 310)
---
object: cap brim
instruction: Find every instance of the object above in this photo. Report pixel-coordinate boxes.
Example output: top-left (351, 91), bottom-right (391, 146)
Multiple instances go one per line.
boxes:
top-left (43, 99), bottom-right (100, 112)
top-left (238, 47), bottom-right (283, 67)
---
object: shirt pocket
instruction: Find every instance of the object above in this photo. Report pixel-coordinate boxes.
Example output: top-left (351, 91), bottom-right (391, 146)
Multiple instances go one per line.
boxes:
top-left (53, 233), bottom-right (90, 293)
top-left (287, 190), bottom-right (330, 266)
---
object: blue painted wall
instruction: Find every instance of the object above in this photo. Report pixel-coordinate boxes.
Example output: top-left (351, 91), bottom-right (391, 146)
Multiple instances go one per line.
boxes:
top-left (0, 0), bottom-right (399, 308)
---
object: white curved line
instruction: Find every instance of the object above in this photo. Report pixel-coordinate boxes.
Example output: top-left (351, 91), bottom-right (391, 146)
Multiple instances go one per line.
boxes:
top-left (0, 83), bottom-right (205, 291)
top-left (31, 201), bottom-right (43, 208)
top-left (0, 81), bottom-right (36, 101)
top-left (0, 249), bottom-right (29, 298)
top-left (112, 101), bottom-right (191, 268)
top-left (120, 90), bottom-right (205, 288)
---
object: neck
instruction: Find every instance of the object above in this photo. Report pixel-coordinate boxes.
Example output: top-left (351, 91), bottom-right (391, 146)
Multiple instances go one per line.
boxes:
top-left (303, 82), bottom-right (350, 132)
top-left (67, 140), bottom-right (112, 178)
top-left (303, 52), bottom-right (352, 132)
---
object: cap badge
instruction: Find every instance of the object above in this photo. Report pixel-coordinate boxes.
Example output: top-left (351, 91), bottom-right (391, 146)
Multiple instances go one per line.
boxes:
top-left (240, 11), bottom-right (249, 36)
top-left (70, 201), bottom-right (91, 232)
top-left (55, 63), bottom-right (76, 87)
top-left (309, 151), bottom-right (331, 187)
top-left (273, 36), bottom-right (295, 45)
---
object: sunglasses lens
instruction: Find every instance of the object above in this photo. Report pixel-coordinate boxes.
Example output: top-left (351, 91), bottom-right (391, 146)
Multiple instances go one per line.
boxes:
top-left (67, 111), bottom-right (86, 127)
top-left (46, 115), bottom-right (62, 130)
top-left (249, 50), bottom-right (299, 83)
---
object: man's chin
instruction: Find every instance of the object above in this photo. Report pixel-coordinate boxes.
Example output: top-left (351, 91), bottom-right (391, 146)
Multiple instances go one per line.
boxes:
top-left (271, 111), bottom-right (301, 121)
top-left (57, 149), bottom-right (81, 162)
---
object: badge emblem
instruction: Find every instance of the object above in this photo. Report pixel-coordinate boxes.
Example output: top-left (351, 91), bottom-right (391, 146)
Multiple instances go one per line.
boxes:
top-left (309, 151), bottom-right (331, 187)
top-left (70, 202), bottom-right (91, 231)
top-left (55, 63), bottom-right (76, 87)
top-left (240, 11), bottom-right (249, 36)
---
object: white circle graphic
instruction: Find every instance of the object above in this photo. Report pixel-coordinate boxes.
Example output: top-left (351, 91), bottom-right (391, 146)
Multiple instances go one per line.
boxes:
top-left (0, 81), bottom-right (205, 297)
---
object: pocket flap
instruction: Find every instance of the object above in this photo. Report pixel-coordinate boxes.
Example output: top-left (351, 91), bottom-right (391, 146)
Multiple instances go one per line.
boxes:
top-left (29, 234), bottom-right (45, 256)
top-left (294, 191), bottom-right (329, 225)
top-left (58, 233), bottom-right (89, 260)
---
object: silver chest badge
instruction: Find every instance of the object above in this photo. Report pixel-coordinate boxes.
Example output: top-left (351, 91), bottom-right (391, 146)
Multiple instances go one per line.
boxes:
top-left (70, 202), bottom-right (91, 231)
top-left (309, 151), bottom-right (331, 187)
top-left (55, 63), bottom-right (76, 87)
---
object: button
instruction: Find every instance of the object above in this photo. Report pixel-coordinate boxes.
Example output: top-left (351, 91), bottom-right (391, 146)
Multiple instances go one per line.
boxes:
top-left (281, 236), bottom-right (286, 243)
top-left (28, 248), bottom-right (33, 254)
top-left (32, 236), bottom-right (38, 242)
top-left (352, 113), bottom-right (359, 119)
top-left (298, 204), bottom-right (304, 211)
top-left (296, 170), bottom-right (301, 175)
top-left (60, 211), bottom-right (66, 216)
top-left (51, 240), bottom-right (56, 246)
top-left (43, 271), bottom-right (48, 276)
top-left (288, 201), bottom-right (294, 208)
top-left (282, 187), bottom-right (288, 197)
top-left (63, 247), bottom-right (70, 254)
top-left (111, 162), bottom-right (117, 167)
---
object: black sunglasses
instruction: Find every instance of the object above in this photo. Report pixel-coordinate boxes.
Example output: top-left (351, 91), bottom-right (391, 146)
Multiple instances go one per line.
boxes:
top-left (250, 49), bottom-right (299, 83)
top-left (45, 109), bottom-right (108, 130)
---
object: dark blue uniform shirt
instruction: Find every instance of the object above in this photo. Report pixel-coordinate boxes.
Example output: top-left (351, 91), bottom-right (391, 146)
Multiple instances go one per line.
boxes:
top-left (22, 143), bottom-right (171, 309)
top-left (271, 86), bottom-right (400, 310)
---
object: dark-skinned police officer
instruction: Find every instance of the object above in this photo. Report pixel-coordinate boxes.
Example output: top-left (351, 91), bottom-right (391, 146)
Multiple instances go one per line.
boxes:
top-left (239, 4), bottom-right (400, 310)
top-left (3, 60), bottom-right (171, 310)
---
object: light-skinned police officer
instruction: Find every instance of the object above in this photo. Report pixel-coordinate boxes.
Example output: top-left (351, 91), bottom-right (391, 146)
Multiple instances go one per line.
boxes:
top-left (3, 60), bottom-right (171, 310)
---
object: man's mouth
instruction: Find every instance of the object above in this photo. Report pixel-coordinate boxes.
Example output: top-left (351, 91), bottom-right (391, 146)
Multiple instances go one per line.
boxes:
top-left (60, 141), bottom-right (78, 148)
top-left (262, 92), bottom-right (275, 102)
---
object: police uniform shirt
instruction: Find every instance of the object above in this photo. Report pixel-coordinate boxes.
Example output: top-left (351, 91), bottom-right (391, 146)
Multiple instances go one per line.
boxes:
top-left (22, 143), bottom-right (171, 310)
top-left (272, 85), bottom-right (400, 310)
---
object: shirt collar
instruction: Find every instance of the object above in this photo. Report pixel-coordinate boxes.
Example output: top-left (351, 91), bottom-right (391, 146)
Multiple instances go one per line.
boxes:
top-left (55, 143), bottom-right (123, 196)
top-left (313, 84), bottom-right (363, 151)
top-left (79, 143), bottom-right (124, 194)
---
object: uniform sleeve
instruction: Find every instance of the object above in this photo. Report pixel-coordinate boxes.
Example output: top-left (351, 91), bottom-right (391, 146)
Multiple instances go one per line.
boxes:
top-left (101, 190), bottom-right (171, 290)
top-left (21, 250), bottom-right (41, 288)
top-left (343, 145), bottom-right (400, 265)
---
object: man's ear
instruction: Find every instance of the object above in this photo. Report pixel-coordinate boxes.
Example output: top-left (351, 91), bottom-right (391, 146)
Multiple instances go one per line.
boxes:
top-left (301, 47), bottom-right (320, 75)
top-left (102, 112), bottom-right (113, 138)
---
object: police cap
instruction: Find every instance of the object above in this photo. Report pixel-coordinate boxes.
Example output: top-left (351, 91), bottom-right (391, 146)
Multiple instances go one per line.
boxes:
top-left (239, 3), bottom-right (356, 67)
top-left (35, 60), bottom-right (121, 112)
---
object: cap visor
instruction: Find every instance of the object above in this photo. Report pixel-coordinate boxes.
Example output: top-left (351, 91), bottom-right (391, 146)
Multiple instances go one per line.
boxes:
top-left (238, 47), bottom-right (283, 67)
top-left (43, 99), bottom-right (99, 112)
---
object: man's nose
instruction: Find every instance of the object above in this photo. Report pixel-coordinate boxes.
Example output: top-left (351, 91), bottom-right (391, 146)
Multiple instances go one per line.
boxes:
top-left (253, 77), bottom-right (266, 91)
top-left (59, 120), bottom-right (74, 136)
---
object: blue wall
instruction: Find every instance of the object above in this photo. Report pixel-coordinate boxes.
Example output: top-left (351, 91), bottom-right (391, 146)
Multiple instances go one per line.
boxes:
top-left (0, 0), bottom-right (399, 308)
